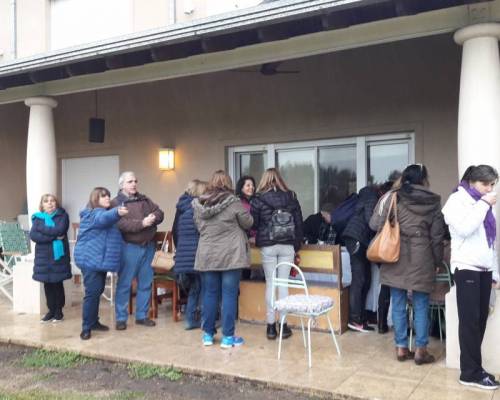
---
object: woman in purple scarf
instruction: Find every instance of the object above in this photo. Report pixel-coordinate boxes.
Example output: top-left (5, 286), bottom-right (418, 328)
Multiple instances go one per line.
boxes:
top-left (442, 164), bottom-right (499, 391)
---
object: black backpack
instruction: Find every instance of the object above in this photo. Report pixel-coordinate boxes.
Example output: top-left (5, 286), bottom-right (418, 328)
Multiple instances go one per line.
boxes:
top-left (259, 195), bottom-right (296, 243)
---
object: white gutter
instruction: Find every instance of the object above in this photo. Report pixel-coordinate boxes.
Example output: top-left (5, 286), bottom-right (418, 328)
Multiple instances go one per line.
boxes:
top-left (10, 0), bottom-right (17, 60)
top-left (0, 0), bottom-right (372, 77)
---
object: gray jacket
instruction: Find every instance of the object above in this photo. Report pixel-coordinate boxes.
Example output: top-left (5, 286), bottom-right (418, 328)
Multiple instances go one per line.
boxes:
top-left (369, 185), bottom-right (446, 293)
top-left (193, 194), bottom-right (253, 271)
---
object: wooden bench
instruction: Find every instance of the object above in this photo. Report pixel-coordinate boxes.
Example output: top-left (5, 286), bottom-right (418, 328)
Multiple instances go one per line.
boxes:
top-left (238, 244), bottom-right (349, 334)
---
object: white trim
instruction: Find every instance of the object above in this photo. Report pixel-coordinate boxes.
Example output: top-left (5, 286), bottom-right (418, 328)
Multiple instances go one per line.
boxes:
top-left (0, 3), bottom-right (486, 105)
top-left (356, 136), bottom-right (366, 191)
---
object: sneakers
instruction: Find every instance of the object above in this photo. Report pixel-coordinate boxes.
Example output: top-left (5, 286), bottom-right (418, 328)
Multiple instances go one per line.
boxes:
top-left (459, 376), bottom-right (500, 390)
top-left (135, 318), bottom-right (156, 327)
top-left (220, 336), bottom-right (244, 349)
top-left (80, 330), bottom-right (91, 340)
top-left (348, 322), bottom-right (374, 333)
top-left (202, 333), bottom-right (214, 346)
top-left (40, 312), bottom-right (54, 323)
top-left (115, 321), bottom-right (127, 331)
top-left (91, 322), bottom-right (110, 331)
top-left (52, 311), bottom-right (64, 323)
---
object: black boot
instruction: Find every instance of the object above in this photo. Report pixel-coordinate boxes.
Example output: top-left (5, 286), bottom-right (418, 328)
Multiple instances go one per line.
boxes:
top-left (266, 323), bottom-right (277, 340)
top-left (281, 323), bottom-right (293, 339)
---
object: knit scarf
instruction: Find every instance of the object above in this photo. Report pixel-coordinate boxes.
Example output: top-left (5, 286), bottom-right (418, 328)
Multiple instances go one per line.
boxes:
top-left (33, 211), bottom-right (65, 260)
top-left (458, 181), bottom-right (497, 248)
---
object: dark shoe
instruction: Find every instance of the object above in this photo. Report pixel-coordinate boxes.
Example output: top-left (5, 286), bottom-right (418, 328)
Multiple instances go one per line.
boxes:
top-left (348, 322), bottom-right (371, 333)
top-left (40, 312), bottom-right (54, 323)
top-left (184, 322), bottom-right (201, 331)
top-left (52, 311), bottom-right (64, 323)
top-left (115, 321), bottom-right (127, 331)
top-left (80, 330), bottom-right (91, 340)
top-left (91, 322), bottom-right (109, 331)
top-left (483, 370), bottom-right (497, 381)
top-left (280, 323), bottom-right (293, 339)
top-left (459, 376), bottom-right (500, 390)
top-left (362, 323), bottom-right (375, 332)
top-left (266, 323), bottom-right (277, 340)
top-left (414, 347), bottom-right (435, 365)
top-left (396, 347), bottom-right (415, 362)
top-left (378, 324), bottom-right (389, 334)
top-left (135, 318), bottom-right (156, 327)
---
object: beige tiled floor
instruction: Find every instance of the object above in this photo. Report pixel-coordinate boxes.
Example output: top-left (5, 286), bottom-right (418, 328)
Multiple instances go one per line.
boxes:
top-left (0, 293), bottom-right (497, 400)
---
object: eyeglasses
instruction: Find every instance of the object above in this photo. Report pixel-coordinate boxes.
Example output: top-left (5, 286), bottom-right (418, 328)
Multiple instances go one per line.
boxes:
top-left (126, 180), bottom-right (138, 183)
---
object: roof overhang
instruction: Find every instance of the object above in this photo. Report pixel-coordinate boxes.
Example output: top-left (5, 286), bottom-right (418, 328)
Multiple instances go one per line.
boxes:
top-left (0, 0), bottom-right (494, 104)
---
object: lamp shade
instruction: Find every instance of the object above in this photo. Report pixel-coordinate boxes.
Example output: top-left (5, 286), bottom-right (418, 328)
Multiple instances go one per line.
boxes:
top-left (159, 148), bottom-right (175, 170)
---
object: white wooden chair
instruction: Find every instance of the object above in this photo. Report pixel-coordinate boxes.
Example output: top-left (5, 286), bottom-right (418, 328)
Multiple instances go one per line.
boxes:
top-left (0, 257), bottom-right (13, 302)
top-left (271, 261), bottom-right (341, 368)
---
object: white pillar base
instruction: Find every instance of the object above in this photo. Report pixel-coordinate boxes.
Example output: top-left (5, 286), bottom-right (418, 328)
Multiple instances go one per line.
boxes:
top-left (13, 259), bottom-right (74, 315)
top-left (446, 286), bottom-right (500, 374)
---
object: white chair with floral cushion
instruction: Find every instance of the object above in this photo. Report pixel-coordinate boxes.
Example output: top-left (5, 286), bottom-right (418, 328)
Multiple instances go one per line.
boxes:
top-left (272, 262), bottom-right (341, 368)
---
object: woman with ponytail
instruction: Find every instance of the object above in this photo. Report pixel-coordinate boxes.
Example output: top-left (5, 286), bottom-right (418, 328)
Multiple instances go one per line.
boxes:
top-left (442, 165), bottom-right (499, 390)
top-left (370, 164), bottom-right (445, 365)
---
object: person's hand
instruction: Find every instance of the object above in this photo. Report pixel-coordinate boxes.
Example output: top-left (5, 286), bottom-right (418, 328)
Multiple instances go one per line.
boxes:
top-left (248, 237), bottom-right (256, 246)
top-left (294, 253), bottom-right (301, 265)
top-left (492, 281), bottom-right (500, 290)
top-left (482, 192), bottom-right (497, 206)
top-left (117, 206), bottom-right (128, 217)
top-left (142, 214), bottom-right (155, 227)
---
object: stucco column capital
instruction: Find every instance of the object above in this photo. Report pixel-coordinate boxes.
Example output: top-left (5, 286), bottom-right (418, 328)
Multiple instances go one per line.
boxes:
top-left (454, 23), bottom-right (500, 45)
top-left (24, 96), bottom-right (58, 109)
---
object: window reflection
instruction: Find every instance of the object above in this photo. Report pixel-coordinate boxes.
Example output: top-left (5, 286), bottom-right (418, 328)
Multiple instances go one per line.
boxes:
top-left (368, 143), bottom-right (408, 185)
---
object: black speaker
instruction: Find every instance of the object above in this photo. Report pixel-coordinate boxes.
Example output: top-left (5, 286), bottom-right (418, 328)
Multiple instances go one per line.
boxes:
top-left (89, 118), bottom-right (105, 143)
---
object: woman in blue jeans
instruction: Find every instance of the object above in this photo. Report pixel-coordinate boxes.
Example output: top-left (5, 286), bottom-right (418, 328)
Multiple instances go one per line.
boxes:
top-left (172, 179), bottom-right (207, 330)
top-left (74, 187), bottom-right (128, 340)
top-left (369, 164), bottom-right (445, 364)
top-left (192, 170), bottom-right (253, 348)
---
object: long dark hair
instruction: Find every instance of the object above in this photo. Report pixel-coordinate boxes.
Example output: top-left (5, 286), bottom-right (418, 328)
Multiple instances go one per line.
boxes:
top-left (235, 176), bottom-right (256, 199)
top-left (399, 164), bottom-right (429, 194)
top-left (460, 165), bottom-right (498, 184)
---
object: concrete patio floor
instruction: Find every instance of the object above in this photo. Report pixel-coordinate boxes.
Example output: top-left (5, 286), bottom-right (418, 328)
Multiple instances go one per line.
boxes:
top-left (0, 290), bottom-right (497, 400)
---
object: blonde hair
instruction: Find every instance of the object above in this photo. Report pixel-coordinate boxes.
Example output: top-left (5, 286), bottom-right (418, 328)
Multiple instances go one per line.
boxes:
top-left (186, 179), bottom-right (208, 197)
top-left (257, 168), bottom-right (289, 193)
top-left (88, 187), bottom-right (111, 209)
top-left (207, 170), bottom-right (233, 192)
top-left (38, 194), bottom-right (59, 212)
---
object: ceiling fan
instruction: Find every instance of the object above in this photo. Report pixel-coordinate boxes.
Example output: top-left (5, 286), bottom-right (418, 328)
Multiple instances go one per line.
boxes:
top-left (230, 61), bottom-right (300, 76)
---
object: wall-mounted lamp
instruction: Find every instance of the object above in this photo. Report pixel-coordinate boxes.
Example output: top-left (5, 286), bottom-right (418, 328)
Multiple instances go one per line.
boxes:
top-left (159, 148), bottom-right (175, 171)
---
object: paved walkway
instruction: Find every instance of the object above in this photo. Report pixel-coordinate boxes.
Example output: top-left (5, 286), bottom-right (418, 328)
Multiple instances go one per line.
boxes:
top-left (0, 292), bottom-right (497, 400)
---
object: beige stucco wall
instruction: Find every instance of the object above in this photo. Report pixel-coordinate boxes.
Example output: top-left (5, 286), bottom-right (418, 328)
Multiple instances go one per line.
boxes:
top-left (132, 0), bottom-right (170, 32)
top-left (0, 33), bottom-right (461, 228)
top-left (0, 0), bottom-right (13, 62)
top-left (16, 0), bottom-right (49, 58)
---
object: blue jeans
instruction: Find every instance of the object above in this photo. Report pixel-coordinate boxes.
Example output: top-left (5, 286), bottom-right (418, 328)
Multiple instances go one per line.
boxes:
top-left (184, 273), bottom-right (202, 328)
top-left (82, 270), bottom-right (107, 331)
top-left (201, 269), bottom-right (240, 337)
top-left (115, 242), bottom-right (155, 322)
top-left (391, 287), bottom-right (430, 348)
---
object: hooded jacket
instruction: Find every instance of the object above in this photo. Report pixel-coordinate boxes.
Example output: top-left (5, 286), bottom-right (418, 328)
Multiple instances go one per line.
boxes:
top-left (369, 185), bottom-right (446, 293)
top-left (74, 207), bottom-right (123, 272)
top-left (192, 192), bottom-right (253, 271)
top-left (30, 208), bottom-right (72, 283)
top-left (172, 193), bottom-right (199, 274)
top-left (111, 191), bottom-right (164, 245)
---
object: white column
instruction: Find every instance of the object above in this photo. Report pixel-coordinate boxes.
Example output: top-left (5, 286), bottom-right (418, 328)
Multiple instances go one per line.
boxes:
top-left (447, 23), bottom-right (500, 374)
top-left (15, 97), bottom-right (58, 315)
top-left (454, 23), bottom-right (500, 177)
top-left (24, 96), bottom-right (58, 221)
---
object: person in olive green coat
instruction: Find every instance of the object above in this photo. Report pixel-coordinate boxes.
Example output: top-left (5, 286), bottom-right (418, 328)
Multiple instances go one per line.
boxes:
top-left (370, 164), bottom-right (445, 365)
top-left (192, 170), bottom-right (253, 349)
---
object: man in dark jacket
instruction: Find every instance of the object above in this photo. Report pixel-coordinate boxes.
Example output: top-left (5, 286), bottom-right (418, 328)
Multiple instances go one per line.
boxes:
top-left (111, 171), bottom-right (164, 330)
top-left (342, 186), bottom-right (379, 332)
top-left (303, 203), bottom-right (335, 244)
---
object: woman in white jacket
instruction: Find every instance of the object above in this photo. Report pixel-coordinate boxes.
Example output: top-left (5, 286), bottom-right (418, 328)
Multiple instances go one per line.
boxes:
top-left (442, 164), bottom-right (499, 390)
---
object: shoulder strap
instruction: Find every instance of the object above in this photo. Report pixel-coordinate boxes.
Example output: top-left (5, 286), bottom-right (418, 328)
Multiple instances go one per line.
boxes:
top-left (257, 195), bottom-right (276, 211)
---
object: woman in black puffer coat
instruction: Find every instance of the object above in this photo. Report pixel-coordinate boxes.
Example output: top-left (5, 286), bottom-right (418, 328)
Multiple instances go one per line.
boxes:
top-left (30, 194), bottom-right (71, 323)
top-left (251, 168), bottom-right (303, 340)
top-left (172, 180), bottom-right (207, 330)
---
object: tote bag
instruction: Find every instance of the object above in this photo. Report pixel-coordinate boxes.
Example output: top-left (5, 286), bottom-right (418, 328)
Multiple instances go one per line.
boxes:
top-left (367, 192), bottom-right (400, 264)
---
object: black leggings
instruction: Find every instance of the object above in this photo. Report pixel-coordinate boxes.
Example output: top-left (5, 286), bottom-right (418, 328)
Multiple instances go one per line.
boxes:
top-left (44, 282), bottom-right (66, 313)
top-left (455, 269), bottom-right (492, 381)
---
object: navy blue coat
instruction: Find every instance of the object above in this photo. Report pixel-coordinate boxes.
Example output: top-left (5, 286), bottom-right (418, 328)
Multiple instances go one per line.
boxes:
top-left (342, 186), bottom-right (379, 247)
top-left (172, 193), bottom-right (199, 274)
top-left (74, 207), bottom-right (123, 273)
top-left (30, 209), bottom-right (72, 283)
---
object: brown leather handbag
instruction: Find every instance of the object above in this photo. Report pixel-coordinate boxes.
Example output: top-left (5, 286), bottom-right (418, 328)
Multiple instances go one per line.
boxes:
top-left (367, 192), bottom-right (400, 264)
top-left (151, 233), bottom-right (175, 271)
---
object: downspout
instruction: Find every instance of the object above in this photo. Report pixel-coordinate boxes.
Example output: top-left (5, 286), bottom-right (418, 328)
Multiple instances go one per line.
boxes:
top-left (168, 0), bottom-right (176, 25)
top-left (10, 0), bottom-right (17, 59)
